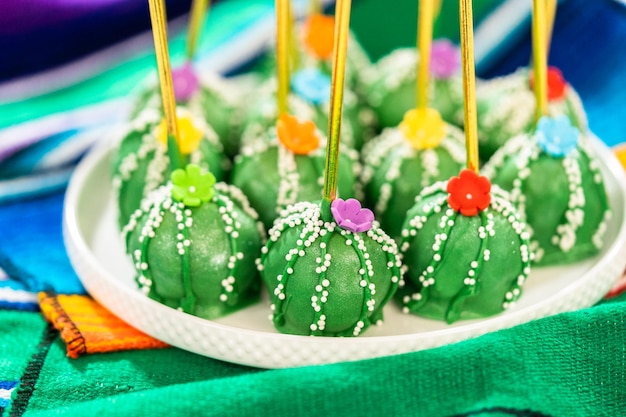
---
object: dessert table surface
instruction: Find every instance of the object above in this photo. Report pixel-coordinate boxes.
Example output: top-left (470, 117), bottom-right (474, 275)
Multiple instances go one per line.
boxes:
top-left (1, 0), bottom-right (626, 416)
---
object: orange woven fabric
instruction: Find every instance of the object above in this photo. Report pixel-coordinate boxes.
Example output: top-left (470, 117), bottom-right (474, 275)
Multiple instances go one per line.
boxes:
top-left (38, 292), bottom-right (168, 358)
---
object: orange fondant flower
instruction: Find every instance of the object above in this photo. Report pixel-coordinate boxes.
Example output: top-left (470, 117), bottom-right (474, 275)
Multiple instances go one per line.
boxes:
top-left (399, 108), bottom-right (447, 150)
top-left (529, 66), bottom-right (567, 101)
top-left (276, 113), bottom-right (320, 155)
top-left (302, 14), bottom-right (335, 60)
top-left (446, 169), bottom-right (491, 216)
top-left (156, 112), bottom-right (204, 155)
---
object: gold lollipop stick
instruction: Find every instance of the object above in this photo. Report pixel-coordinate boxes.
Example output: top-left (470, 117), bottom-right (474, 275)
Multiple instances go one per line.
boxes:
top-left (322, 0), bottom-right (351, 205)
top-left (186, 0), bottom-right (210, 60)
top-left (148, 0), bottom-right (180, 143)
top-left (287, 0), bottom-right (300, 71)
top-left (310, 0), bottom-right (322, 15)
top-left (532, 0), bottom-right (548, 122)
top-left (545, 0), bottom-right (557, 55)
top-left (459, 0), bottom-right (479, 173)
top-left (276, 0), bottom-right (290, 116)
top-left (416, 0), bottom-right (435, 110)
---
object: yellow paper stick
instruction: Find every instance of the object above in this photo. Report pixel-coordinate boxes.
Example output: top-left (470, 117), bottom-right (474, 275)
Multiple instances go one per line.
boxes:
top-left (416, 0), bottom-right (435, 110)
top-left (433, 0), bottom-right (442, 18)
top-left (322, 0), bottom-right (351, 204)
top-left (310, 0), bottom-right (323, 15)
top-left (148, 0), bottom-right (179, 141)
top-left (186, 0), bottom-right (210, 60)
top-left (287, 0), bottom-right (300, 72)
top-left (545, 0), bottom-right (557, 57)
top-left (276, 0), bottom-right (290, 116)
top-left (532, 0), bottom-right (548, 122)
top-left (459, 0), bottom-right (479, 173)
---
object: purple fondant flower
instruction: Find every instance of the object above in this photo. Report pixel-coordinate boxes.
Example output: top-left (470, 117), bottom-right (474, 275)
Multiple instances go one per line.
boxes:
top-left (172, 62), bottom-right (200, 102)
top-left (535, 115), bottom-right (580, 157)
top-left (291, 68), bottom-right (331, 105)
top-left (430, 39), bottom-right (460, 79)
top-left (331, 198), bottom-right (375, 233)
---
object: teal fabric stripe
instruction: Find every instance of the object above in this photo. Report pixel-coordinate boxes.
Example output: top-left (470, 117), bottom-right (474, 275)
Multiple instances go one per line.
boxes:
top-left (0, 0), bottom-right (276, 130)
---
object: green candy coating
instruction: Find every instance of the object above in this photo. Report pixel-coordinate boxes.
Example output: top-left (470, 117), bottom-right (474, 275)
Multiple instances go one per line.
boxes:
top-left (476, 68), bottom-right (587, 162)
top-left (124, 182), bottom-right (265, 320)
top-left (111, 107), bottom-right (226, 229)
top-left (399, 182), bottom-right (532, 324)
top-left (361, 124), bottom-right (466, 239)
top-left (364, 48), bottom-right (465, 130)
top-left (483, 134), bottom-right (610, 266)
top-left (260, 201), bottom-right (402, 336)
top-left (231, 126), bottom-right (361, 229)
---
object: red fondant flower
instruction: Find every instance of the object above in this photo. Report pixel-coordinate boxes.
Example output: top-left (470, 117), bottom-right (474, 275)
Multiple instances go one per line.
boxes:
top-left (302, 14), bottom-right (335, 60)
top-left (446, 169), bottom-right (491, 216)
top-left (529, 66), bottom-right (567, 101)
top-left (276, 113), bottom-right (320, 155)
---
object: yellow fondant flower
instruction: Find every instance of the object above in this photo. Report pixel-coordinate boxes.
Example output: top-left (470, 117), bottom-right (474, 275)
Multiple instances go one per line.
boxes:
top-left (156, 113), bottom-right (204, 155)
top-left (399, 108), bottom-right (446, 150)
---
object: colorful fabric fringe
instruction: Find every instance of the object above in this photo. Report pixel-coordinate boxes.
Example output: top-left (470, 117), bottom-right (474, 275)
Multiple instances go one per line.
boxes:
top-left (38, 292), bottom-right (168, 358)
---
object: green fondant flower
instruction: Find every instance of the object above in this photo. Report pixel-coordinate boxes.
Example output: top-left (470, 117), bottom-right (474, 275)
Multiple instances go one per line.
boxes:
top-left (171, 164), bottom-right (216, 207)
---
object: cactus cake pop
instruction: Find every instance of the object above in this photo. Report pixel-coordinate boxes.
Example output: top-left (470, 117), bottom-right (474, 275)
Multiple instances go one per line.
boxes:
top-left (483, 117), bottom-right (610, 265)
top-left (112, 102), bottom-right (226, 230)
top-left (131, 0), bottom-right (242, 157)
top-left (398, 0), bottom-right (532, 324)
top-left (233, 0), bottom-right (359, 230)
top-left (241, 78), bottom-right (363, 150)
top-left (475, 1), bottom-right (585, 162)
top-left (259, 0), bottom-right (402, 337)
top-left (483, 0), bottom-right (609, 265)
top-left (361, 111), bottom-right (466, 239)
top-left (133, 65), bottom-right (241, 157)
top-left (475, 66), bottom-right (586, 162)
top-left (231, 114), bottom-right (360, 229)
top-left (124, 165), bottom-right (265, 319)
top-left (364, 40), bottom-right (465, 130)
top-left (361, 0), bottom-right (466, 239)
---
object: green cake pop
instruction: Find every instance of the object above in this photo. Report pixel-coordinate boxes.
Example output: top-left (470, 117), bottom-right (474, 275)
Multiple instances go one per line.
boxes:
top-left (399, 0), bottom-right (533, 324)
top-left (132, 0), bottom-right (242, 157)
top-left (231, 115), bottom-right (360, 229)
top-left (259, 0), bottom-right (401, 337)
top-left (482, 0), bottom-right (609, 265)
top-left (361, 1), bottom-right (465, 239)
top-left (260, 200), bottom-right (401, 336)
top-left (124, 165), bottom-right (265, 319)
top-left (132, 67), bottom-right (242, 157)
top-left (364, 41), bottom-right (465, 130)
top-left (476, 66), bottom-right (587, 162)
top-left (483, 116), bottom-right (610, 265)
top-left (398, 173), bottom-right (532, 322)
top-left (111, 106), bottom-right (226, 229)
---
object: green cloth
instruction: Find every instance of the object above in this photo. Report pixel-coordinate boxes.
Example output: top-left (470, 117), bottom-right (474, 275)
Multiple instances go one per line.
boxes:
top-left (3, 294), bottom-right (626, 416)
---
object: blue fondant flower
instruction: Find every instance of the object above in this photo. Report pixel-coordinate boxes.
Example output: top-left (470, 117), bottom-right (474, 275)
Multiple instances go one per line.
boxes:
top-left (535, 115), bottom-right (580, 157)
top-left (331, 198), bottom-right (375, 233)
top-left (291, 68), bottom-right (331, 105)
top-left (171, 164), bottom-right (216, 207)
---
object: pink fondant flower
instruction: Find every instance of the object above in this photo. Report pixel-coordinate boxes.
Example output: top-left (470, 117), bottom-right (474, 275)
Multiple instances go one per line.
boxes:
top-left (331, 198), bottom-right (375, 233)
top-left (430, 39), bottom-right (460, 79)
top-left (172, 62), bottom-right (200, 102)
top-left (446, 169), bottom-right (491, 216)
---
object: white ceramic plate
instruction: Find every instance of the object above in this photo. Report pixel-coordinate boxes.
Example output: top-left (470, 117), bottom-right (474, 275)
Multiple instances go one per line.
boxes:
top-left (63, 136), bottom-right (626, 369)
